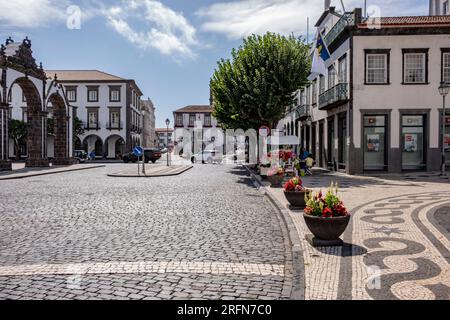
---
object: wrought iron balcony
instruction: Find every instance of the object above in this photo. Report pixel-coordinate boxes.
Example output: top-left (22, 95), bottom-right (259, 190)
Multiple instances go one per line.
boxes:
top-left (323, 13), bottom-right (355, 47)
top-left (319, 83), bottom-right (349, 110)
top-left (295, 104), bottom-right (309, 120)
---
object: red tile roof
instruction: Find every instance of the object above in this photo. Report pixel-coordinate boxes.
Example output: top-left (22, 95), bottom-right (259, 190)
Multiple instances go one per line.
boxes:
top-left (358, 15), bottom-right (450, 28)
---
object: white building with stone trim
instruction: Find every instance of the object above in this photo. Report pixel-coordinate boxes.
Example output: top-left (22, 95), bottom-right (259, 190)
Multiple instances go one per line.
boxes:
top-left (45, 70), bottom-right (146, 159)
top-left (279, 3), bottom-right (450, 174)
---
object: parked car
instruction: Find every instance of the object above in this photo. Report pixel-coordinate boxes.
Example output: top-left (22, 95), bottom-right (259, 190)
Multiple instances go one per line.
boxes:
top-left (191, 150), bottom-right (222, 164)
top-left (73, 150), bottom-right (88, 163)
top-left (123, 148), bottom-right (162, 164)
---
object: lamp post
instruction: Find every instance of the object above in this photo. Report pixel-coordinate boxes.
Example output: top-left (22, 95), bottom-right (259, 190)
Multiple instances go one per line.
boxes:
top-left (165, 118), bottom-right (170, 167)
top-left (439, 82), bottom-right (449, 177)
top-left (141, 110), bottom-right (146, 175)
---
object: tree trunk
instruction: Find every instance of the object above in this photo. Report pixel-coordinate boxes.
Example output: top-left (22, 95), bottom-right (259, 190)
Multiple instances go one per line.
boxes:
top-left (14, 140), bottom-right (20, 161)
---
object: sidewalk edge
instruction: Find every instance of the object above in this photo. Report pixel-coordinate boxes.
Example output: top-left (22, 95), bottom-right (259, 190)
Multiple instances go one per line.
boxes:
top-left (0, 165), bottom-right (106, 181)
top-left (243, 165), bottom-right (305, 300)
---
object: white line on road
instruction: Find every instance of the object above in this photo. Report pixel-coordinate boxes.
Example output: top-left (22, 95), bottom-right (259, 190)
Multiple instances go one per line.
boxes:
top-left (0, 261), bottom-right (285, 277)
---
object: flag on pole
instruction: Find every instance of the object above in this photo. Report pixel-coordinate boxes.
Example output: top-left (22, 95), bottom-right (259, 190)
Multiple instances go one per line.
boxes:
top-left (308, 30), bottom-right (331, 80)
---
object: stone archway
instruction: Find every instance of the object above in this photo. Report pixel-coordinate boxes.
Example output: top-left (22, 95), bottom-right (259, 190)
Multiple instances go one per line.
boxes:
top-left (47, 93), bottom-right (74, 165)
top-left (9, 77), bottom-right (49, 168)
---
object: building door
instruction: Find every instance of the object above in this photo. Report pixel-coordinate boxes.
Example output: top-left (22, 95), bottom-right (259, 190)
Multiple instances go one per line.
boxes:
top-left (311, 123), bottom-right (317, 160)
top-left (364, 115), bottom-right (387, 171)
top-left (327, 117), bottom-right (335, 170)
top-left (338, 113), bottom-right (347, 170)
top-left (401, 115), bottom-right (426, 171)
top-left (319, 122), bottom-right (324, 168)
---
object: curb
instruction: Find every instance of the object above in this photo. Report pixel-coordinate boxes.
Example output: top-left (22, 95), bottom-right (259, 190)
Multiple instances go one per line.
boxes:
top-left (107, 166), bottom-right (193, 178)
top-left (0, 165), bottom-right (106, 181)
top-left (243, 165), bottom-right (305, 300)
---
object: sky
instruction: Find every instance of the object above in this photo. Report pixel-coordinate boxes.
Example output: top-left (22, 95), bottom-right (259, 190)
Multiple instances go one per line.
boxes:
top-left (0, 0), bottom-right (429, 127)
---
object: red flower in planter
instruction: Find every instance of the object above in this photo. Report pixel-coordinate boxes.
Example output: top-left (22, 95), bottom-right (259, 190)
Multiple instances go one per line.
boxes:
top-left (334, 202), bottom-right (348, 217)
top-left (322, 207), bottom-right (333, 218)
top-left (284, 180), bottom-right (295, 192)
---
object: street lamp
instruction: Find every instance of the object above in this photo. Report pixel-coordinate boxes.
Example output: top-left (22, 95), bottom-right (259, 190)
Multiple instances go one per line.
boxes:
top-left (141, 110), bottom-right (146, 175)
top-left (438, 82), bottom-right (449, 177)
top-left (165, 118), bottom-right (170, 166)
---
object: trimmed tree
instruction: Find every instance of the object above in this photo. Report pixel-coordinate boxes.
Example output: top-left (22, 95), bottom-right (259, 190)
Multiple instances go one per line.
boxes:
top-left (8, 119), bottom-right (27, 160)
top-left (210, 32), bottom-right (311, 130)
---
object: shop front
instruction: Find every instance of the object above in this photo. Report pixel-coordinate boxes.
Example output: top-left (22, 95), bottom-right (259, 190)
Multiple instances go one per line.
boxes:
top-left (363, 115), bottom-right (388, 171)
top-left (401, 115), bottom-right (426, 171)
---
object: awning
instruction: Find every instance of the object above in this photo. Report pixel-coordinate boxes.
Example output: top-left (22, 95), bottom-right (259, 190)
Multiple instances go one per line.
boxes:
top-left (267, 135), bottom-right (300, 145)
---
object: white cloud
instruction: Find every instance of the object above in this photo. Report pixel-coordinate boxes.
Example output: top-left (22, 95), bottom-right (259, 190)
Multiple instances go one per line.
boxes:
top-left (104, 0), bottom-right (197, 59)
top-left (0, 0), bottom-right (69, 28)
top-left (197, 0), bottom-right (429, 40)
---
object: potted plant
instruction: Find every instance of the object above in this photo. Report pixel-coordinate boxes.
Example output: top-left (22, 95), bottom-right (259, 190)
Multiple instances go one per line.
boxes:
top-left (303, 183), bottom-right (350, 241)
top-left (266, 167), bottom-right (285, 187)
top-left (283, 176), bottom-right (309, 208)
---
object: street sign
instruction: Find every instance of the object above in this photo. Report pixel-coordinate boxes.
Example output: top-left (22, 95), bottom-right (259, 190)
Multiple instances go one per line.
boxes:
top-left (259, 126), bottom-right (270, 137)
top-left (133, 146), bottom-right (144, 157)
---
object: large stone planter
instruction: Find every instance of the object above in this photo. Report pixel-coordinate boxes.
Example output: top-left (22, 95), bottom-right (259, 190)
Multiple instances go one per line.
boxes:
top-left (267, 175), bottom-right (284, 187)
top-left (303, 214), bottom-right (350, 241)
top-left (284, 191), bottom-right (307, 208)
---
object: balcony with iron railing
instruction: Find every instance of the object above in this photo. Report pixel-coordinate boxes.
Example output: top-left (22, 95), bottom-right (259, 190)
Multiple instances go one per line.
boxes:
top-left (319, 83), bottom-right (349, 110)
top-left (323, 12), bottom-right (355, 48)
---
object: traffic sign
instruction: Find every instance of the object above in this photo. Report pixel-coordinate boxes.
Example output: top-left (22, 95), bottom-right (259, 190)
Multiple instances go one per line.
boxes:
top-left (259, 126), bottom-right (270, 137)
top-left (133, 146), bottom-right (144, 157)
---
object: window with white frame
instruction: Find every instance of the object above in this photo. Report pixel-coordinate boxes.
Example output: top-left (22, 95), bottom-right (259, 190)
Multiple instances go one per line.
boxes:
top-left (319, 75), bottom-right (325, 94)
top-left (110, 110), bottom-right (120, 128)
top-left (366, 54), bottom-right (387, 84)
top-left (189, 114), bottom-right (195, 126)
top-left (66, 87), bottom-right (77, 102)
top-left (312, 81), bottom-right (317, 105)
top-left (110, 87), bottom-right (120, 102)
top-left (87, 87), bottom-right (98, 102)
top-left (403, 52), bottom-right (427, 84)
top-left (204, 114), bottom-right (211, 126)
top-left (88, 111), bottom-right (98, 127)
top-left (328, 65), bottom-right (336, 89)
top-left (338, 55), bottom-right (347, 83)
top-left (443, 52), bottom-right (450, 83)
top-left (300, 90), bottom-right (305, 106)
top-left (176, 114), bottom-right (183, 126)
top-left (306, 86), bottom-right (310, 106)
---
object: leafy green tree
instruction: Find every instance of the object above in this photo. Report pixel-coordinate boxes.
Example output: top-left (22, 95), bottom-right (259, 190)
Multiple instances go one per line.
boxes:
top-left (210, 32), bottom-right (311, 130)
top-left (8, 119), bottom-right (27, 160)
top-left (73, 116), bottom-right (84, 147)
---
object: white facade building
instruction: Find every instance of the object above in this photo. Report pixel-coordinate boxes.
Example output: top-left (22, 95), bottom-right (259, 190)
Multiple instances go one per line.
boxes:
top-left (280, 4), bottom-right (450, 174)
top-left (155, 128), bottom-right (174, 148)
top-left (46, 70), bottom-right (145, 159)
top-left (172, 105), bottom-right (222, 156)
top-left (430, 0), bottom-right (450, 15)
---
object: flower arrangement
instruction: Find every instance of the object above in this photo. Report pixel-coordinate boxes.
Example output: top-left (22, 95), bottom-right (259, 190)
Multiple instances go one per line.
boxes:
top-left (284, 176), bottom-right (306, 192)
top-left (304, 182), bottom-right (349, 218)
top-left (267, 166), bottom-right (285, 177)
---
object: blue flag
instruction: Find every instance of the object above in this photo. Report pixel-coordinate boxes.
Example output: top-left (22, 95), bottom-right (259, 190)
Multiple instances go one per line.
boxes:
top-left (316, 32), bottom-right (330, 61)
top-left (309, 30), bottom-right (331, 79)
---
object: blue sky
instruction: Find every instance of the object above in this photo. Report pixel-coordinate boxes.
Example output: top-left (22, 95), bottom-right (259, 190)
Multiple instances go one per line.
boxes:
top-left (0, 0), bottom-right (428, 127)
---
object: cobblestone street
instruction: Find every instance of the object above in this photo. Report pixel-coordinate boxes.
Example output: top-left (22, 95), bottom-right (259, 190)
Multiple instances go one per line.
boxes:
top-left (0, 164), bottom-right (291, 300)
